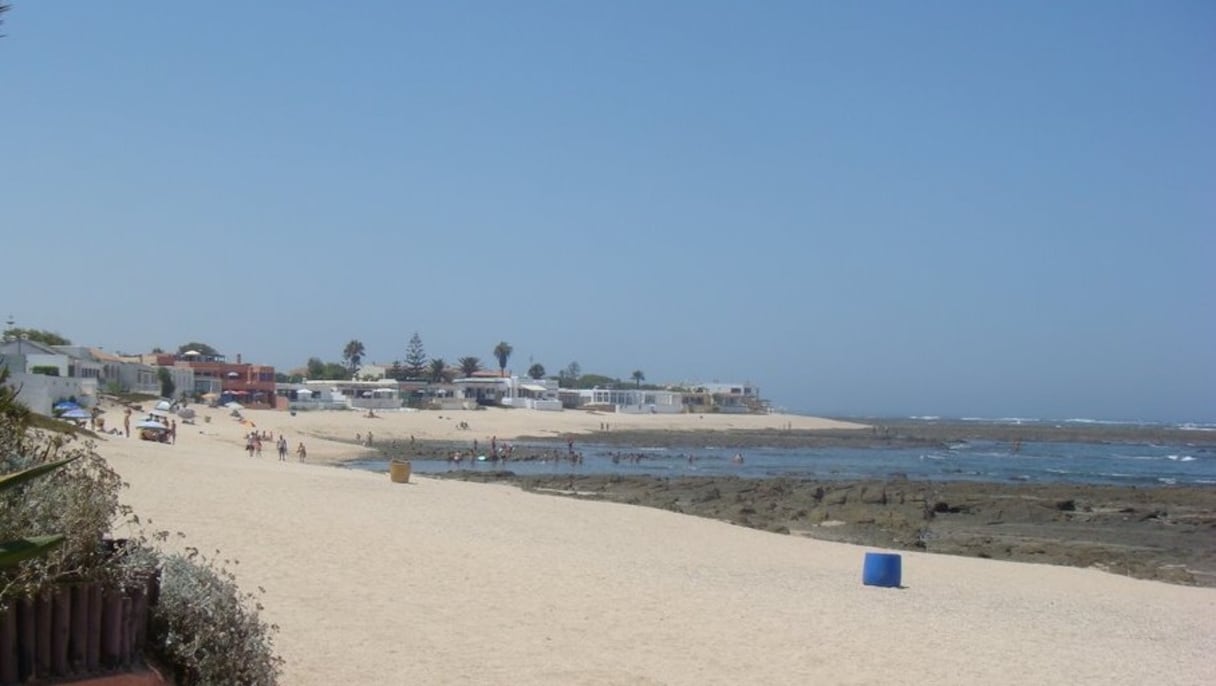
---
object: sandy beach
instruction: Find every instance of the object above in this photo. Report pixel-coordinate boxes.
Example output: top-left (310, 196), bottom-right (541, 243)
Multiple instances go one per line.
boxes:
top-left (96, 404), bottom-right (1216, 685)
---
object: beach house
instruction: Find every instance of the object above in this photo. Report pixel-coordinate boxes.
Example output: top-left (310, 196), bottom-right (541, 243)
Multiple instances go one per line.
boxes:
top-left (0, 338), bottom-right (100, 414)
top-left (558, 387), bottom-right (685, 414)
top-left (682, 382), bottom-right (767, 413)
top-left (168, 351), bottom-right (276, 408)
top-left (57, 346), bottom-right (161, 396)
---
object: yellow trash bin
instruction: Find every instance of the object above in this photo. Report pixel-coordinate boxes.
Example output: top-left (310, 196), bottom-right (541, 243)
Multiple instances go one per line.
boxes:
top-left (389, 460), bottom-right (411, 484)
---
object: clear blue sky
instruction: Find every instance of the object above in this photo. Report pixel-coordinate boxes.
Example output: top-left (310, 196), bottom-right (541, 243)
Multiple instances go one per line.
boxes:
top-left (3, 2), bottom-right (1213, 422)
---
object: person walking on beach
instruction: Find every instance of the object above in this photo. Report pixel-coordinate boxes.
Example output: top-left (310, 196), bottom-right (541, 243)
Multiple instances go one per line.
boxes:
top-left (277, 436), bottom-right (288, 461)
top-left (123, 409), bottom-right (131, 438)
top-left (246, 435), bottom-right (255, 457)
top-left (296, 441), bottom-right (307, 462)
top-left (169, 419), bottom-right (177, 445)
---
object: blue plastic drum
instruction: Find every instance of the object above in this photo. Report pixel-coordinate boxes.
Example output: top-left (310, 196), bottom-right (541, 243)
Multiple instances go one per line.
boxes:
top-left (862, 552), bottom-right (902, 588)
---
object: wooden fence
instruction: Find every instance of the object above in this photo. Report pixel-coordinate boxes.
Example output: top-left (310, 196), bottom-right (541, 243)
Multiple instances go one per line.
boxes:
top-left (0, 573), bottom-right (158, 685)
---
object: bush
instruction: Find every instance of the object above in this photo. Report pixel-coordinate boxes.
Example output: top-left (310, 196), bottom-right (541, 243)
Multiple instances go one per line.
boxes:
top-left (0, 428), bottom-right (130, 600)
top-left (2, 380), bottom-right (281, 682)
top-left (30, 366), bottom-right (59, 376)
top-left (149, 550), bottom-right (282, 685)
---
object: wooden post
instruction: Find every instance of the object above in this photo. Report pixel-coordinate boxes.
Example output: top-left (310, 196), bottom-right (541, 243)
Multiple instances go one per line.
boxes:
top-left (85, 583), bottom-right (101, 671)
top-left (131, 586), bottom-right (148, 658)
top-left (120, 596), bottom-right (133, 666)
top-left (35, 592), bottom-right (52, 678)
top-left (0, 602), bottom-right (17, 684)
top-left (52, 588), bottom-right (70, 676)
top-left (17, 597), bottom-right (35, 681)
top-left (69, 585), bottom-right (87, 673)
top-left (101, 589), bottom-right (121, 667)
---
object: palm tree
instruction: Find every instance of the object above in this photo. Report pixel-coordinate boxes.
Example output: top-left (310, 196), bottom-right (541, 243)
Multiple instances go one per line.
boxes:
top-left (458, 356), bottom-right (481, 379)
top-left (527, 363), bottom-right (546, 380)
top-left (429, 358), bottom-right (448, 384)
top-left (631, 370), bottom-right (645, 388)
top-left (342, 340), bottom-right (366, 377)
top-left (493, 341), bottom-right (513, 378)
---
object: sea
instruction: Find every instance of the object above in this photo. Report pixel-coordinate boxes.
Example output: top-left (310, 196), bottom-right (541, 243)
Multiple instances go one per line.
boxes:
top-left (347, 417), bottom-right (1216, 488)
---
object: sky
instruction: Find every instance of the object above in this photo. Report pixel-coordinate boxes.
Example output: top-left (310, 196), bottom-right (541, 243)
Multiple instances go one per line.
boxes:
top-left (2, 2), bottom-right (1213, 422)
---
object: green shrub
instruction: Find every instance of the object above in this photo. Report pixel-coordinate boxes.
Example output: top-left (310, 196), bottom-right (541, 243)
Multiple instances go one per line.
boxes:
top-left (1, 377), bottom-right (282, 682)
top-left (150, 550), bottom-right (282, 685)
top-left (0, 428), bottom-right (130, 600)
top-left (30, 366), bottom-right (59, 376)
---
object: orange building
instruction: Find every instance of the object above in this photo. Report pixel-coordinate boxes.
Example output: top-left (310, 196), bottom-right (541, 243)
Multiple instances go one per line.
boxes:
top-left (173, 352), bottom-right (277, 408)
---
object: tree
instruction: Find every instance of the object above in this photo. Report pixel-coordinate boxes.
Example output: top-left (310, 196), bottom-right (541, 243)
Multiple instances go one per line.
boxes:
top-left (3, 328), bottom-right (71, 346)
top-left (158, 367), bottom-right (176, 398)
top-left (579, 373), bottom-right (617, 389)
top-left (632, 370), bottom-right (645, 388)
top-left (492, 341), bottom-right (512, 378)
top-left (388, 360), bottom-right (404, 381)
top-left (177, 342), bottom-right (219, 357)
top-left (429, 358), bottom-right (449, 384)
top-left (342, 340), bottom-right (365, 376)
top-left (458, 357), bottom-right (481, 379)
top-left (0, 4), bottom-right (10, 38)
top-left (322, 362), bottom-right (350, 380)
top-left (558, 361), bottom-right (581, 388)
top-left (528, 363), bottom-right (546, 380)
top-left (306, 357), bottom-right (326, 380)
top-left (404, 333), bottom-right (428, 380)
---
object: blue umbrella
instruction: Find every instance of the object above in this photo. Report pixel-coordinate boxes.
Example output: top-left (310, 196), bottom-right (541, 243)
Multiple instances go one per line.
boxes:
top-left (61, 408), bottom-right (91, 420)
top-left (53, 401), bottom-right (81, 411)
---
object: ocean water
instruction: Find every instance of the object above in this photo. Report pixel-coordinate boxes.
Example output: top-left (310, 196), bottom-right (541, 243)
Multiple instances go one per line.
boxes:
top-left (349, 437), bottom-right (1216, 487)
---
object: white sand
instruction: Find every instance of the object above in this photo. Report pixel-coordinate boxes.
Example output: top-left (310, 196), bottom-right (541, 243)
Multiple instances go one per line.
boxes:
top-left (97, 405), bottom-right (1216, 685)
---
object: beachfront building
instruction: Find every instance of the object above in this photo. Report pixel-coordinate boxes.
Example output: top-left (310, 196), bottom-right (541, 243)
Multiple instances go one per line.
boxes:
top-left (682, 382), bottom-right (767, 414)
top-left (558, 387), bottom-right (685, 414)
top-left (0, 338), bottom-right (100, 414)
top-left (165, 352), bottom-right (276, 408)
top-left (277, 380), bottom-right (400, 411)
top-left (449, 375), bottom-right (562, 410)
top-left (57, 346), bottom-right (161, 396)
top-left (504, 377), bottom-right (563, 411)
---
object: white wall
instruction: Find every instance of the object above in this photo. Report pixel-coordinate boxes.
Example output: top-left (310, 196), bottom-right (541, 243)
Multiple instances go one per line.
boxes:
top-left (3, 372), bottom-right (97, 415)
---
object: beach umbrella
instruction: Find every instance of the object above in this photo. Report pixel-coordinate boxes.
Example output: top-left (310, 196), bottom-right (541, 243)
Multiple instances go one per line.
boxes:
top-left (53, 401), bottom-right (81, 411)
top-left (147, 409), bottom-right (170, 419)
top-left (61, 408), bottom-right (91, 420)
top-left (177, 407), bottom-right (196, 419)
top-left (135, 420), bottom-right (167, 431)
top-left (224, 401), bottom-right (244, 410)
top-left (155, 400), bottom-right (173, 411)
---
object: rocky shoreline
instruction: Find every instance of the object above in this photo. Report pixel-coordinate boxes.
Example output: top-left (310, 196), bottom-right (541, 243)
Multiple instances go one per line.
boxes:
top-left (357, 421), bottom-right (1216, 586)
top-left (519, 418), bottom-right (1216, 450)
top-left (432, 471), bottom-right (1216, 587)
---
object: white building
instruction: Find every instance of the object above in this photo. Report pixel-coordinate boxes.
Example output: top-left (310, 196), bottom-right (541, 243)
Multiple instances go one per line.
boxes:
top-left (0, 339), bottom-right (99, 414)
top-left (560, 387), bottom-right (685, 414)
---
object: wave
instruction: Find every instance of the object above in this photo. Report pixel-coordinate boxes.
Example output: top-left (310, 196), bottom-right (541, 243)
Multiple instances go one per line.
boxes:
top-left (1166, 455), bottom-right (1198, 462)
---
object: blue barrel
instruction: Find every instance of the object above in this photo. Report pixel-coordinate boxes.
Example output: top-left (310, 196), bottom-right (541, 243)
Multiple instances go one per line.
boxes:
top-left (862, 552), bottom-right (902, 588)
